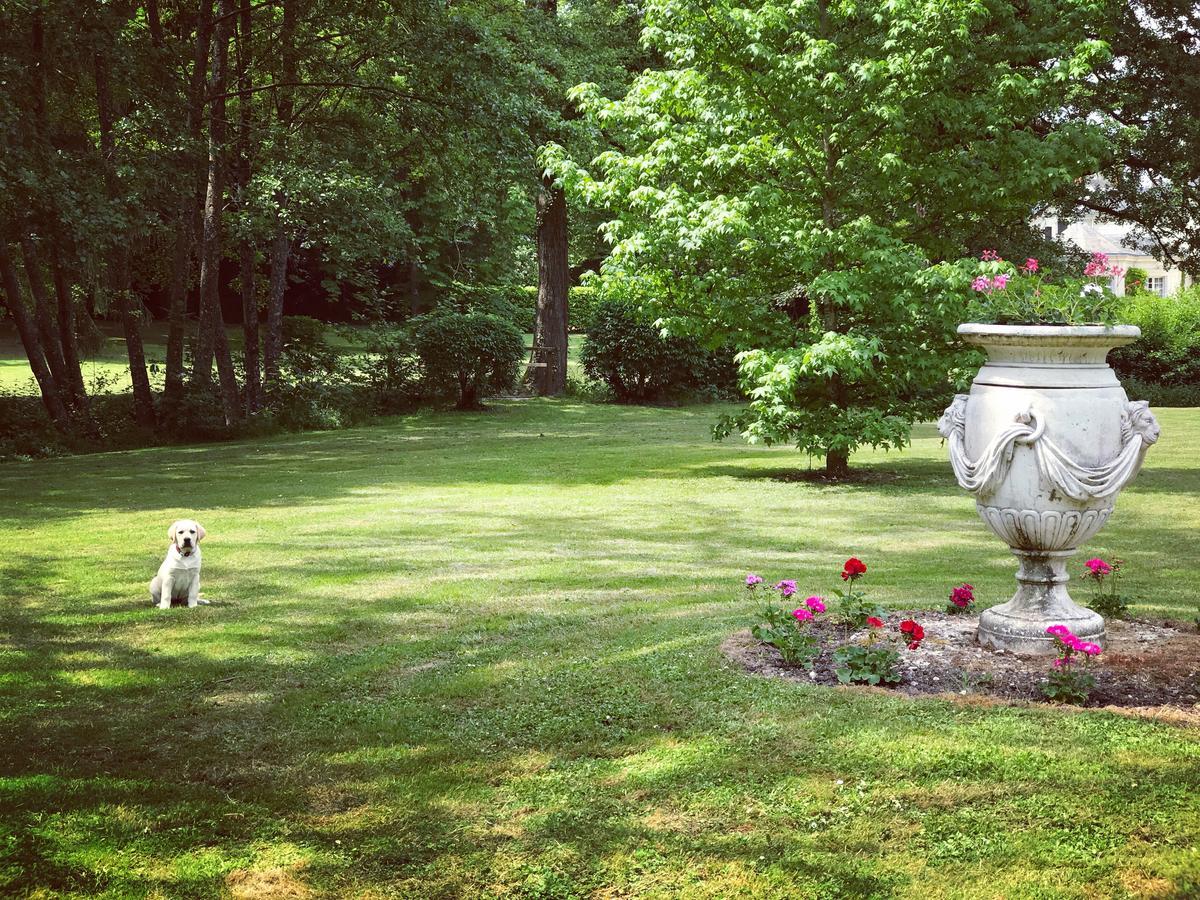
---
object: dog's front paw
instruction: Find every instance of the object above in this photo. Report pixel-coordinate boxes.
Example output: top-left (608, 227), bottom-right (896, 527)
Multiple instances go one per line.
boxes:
top-left (157, 600), bottom-right (171, 610)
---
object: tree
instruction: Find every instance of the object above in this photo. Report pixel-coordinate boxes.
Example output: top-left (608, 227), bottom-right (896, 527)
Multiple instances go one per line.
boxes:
top-left (1073, 1), bottom-right (1200, 279)
top-left (550, 0), bottom-right (1111, 474)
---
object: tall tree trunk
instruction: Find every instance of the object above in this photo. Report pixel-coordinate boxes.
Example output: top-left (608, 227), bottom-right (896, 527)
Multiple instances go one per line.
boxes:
top-left (114, 252), bottom-right (158, 427)
top-left (235, 0), bottom-right (261, 414)
top-left (192, 0), bottom-right (241, 424)
top-left (526, 0), bottom-right (569, 395)
top-left (262, 0), bottom-right (297, 392)
top-left (0, 242), bottom-right (70, 432)
top-left (94, 48), bottom-right (156, 428)
top-left (49, 251), bottom-right (94, 420)
top-left (527, 175), bottom-right (569, 395)
top-left (19, 238), bottom-right (70, 405)
top-left (263, 226), bottom-right (288, 387)
top-left (163, 0), bottom-right (212, 406)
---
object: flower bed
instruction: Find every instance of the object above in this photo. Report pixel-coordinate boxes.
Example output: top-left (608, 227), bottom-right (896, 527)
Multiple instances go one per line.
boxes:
top-left (724, 611), bottom-right (1200, 712)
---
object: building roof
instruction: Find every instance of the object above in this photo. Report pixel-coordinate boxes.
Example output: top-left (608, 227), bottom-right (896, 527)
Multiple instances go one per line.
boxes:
top-left (1060, 221), bottom-right (1150, 259)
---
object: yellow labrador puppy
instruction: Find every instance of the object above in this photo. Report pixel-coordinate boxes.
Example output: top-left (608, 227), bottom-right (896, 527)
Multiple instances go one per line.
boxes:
top-left (150, 519), bottom-right (207, 609)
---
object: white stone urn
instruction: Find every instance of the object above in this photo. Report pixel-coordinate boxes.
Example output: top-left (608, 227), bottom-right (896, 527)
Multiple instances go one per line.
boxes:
top-left (938, 324), bottom-right (1160, 654)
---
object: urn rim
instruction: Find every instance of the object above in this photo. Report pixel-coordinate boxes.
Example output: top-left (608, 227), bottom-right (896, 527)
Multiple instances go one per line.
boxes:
top-left (957, 322), bottom-right (1141, 349)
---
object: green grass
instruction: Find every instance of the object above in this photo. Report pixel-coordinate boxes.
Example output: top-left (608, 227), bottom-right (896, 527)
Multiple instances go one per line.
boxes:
top-left (0, 324), bottom-right (583, 395)
top-left (1, 401), bottom-right (1198, 898)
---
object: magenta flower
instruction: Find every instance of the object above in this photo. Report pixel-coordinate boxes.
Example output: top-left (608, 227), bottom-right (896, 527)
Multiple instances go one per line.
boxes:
top-left (775, 579), bottom-right (797, 598)
top-left (804, 596), bottom-right (826, 613)
top-left (980, 249), bottom-right (1000, 261)
top-left (993, 273), bottom-right (1011, 290)
top-left (792, 608), bottom-right (813, 622)
top-left (1053, 657), bottom-right (1072, 668)
top-left (1021, 257), bottom-right (1039, 273)
top-left (746, 574), bottom-right (763, 588)
top-left (971, 275), bottom-right (993, 293)
top-left (1079, 642), bottom-right (1102, 656)
top-left (1085, 558), bottom-right (1112, 577)
top-left (1045, 624), bottom-right (1071, 638)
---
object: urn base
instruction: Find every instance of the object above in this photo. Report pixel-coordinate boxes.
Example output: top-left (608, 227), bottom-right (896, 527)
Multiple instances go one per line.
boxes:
top-left (976, 550), bottom-right (1106, 655)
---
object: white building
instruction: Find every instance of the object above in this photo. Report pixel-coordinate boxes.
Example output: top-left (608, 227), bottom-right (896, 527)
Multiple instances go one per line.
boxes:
top-left (1034, 213), bottom-right (1194, 296)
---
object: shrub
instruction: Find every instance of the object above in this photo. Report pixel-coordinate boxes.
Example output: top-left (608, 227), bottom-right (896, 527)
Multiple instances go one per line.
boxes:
top-left (746, 576), bottom-right (827, 669)
top-left (1039, 625), bottom-right (1101, 704)
top-left (1082, 557), bottom-right (1129, 619)
top-left (581, 300), bottom-right (737, 403)
top-left (409, 307), bottom-right (525, 409)
top-left (1110, 287), bottom-right (1200, 406)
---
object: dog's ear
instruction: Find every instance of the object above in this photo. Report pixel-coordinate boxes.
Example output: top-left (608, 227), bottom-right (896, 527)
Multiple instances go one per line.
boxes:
top-left (168, 521), bottom-right (178, 543)
top-left (196, 522), bottom-right (206, 542)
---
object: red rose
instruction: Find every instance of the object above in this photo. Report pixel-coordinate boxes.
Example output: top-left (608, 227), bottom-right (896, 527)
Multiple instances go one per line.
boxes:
top-left (841, 557), bottom-right (867, 581)
top-left (866, 616), bottom-right (884, 628)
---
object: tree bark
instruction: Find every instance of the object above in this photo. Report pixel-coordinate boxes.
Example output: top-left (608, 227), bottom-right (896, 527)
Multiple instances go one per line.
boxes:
top-left (262, 0), bottom-right (297, 392)
top-left (825, 448), bottom-right (850, 478)
top-left (527, 175), bottom-right (569, 395)
top-left (192, 0), bottom-right (242, 424)
top-left (94, 48), bottom-right (156, 428)
top-left (19, 238), bottom-right (70, 404)
top-left (163, 0), bottom-right (212, 406)
top-left (0, 242), bottom-right (71, 432)
top-left (48, 251), bottom-right (94, 420)
top-left (235, 0), bottom-right (261, 413)
top-left (263, 226), bottom-right (288, 387)
top-left (525, 0), bottom-right (570, 396)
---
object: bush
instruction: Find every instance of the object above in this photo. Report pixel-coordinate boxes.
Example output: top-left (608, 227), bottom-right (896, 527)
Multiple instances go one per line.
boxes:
top-left (580, 300), bottom-right (737, 403)
top-left (1111, 287), bottom-right (1200, 406)
top-left (409, 307), bottom-right (525, 409)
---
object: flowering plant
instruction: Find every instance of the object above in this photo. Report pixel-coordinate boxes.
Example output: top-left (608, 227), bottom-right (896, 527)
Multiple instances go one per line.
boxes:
top-left (747, 577), bottom-right (825, 669)
top-left (1039, 624), bottom-right (1101, 704)
top-left (1082, 557), bottom-right (1128, 619)
top-left (833, 557), bottom-right (883, 627)
top-left (947, 583), bottom-right (975, 614)
top-left (833, 615), bottom-right (924, 685)
top-left (960, 251), bottom-right (1120, 325)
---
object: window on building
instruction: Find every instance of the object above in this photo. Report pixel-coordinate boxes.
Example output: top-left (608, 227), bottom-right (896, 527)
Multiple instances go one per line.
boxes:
top-left (1145, 276), bottom-right (1167, 296)
top-left (1043, 226), bottom-right (1053, 240)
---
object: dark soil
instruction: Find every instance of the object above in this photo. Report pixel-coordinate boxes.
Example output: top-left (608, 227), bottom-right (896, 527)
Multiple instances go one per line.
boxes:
top-left (722, 611), bottom-right (1200, 719)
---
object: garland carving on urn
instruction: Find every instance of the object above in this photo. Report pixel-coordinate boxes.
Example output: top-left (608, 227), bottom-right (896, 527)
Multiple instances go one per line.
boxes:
top-left (938, 323), bottom-right (1158, 654)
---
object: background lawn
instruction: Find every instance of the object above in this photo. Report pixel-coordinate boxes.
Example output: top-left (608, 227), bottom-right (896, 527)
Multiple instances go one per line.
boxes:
top-left (1, 401), bottom-right (1198, 898)
top-left (0, 324), bottom-right (584, 395)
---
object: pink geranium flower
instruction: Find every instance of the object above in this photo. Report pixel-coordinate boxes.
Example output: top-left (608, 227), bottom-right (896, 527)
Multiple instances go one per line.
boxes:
top-left (774, 579), bottom-right (797, 598)
top-left (746, 574), bottom-right (763, 588)
top-left (792, 608), bottom-right (813, 622)
top-left (804, 596), bottom-right (826, 613)
top-left (1021, 257), bottom-right (1039, 273)
top-left (1085, 558), bottom-right (1112, 577)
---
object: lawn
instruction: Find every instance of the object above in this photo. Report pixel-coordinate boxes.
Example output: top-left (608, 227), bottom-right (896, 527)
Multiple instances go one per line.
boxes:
top-left (0, 324), bottom-right (583, 395)
top-left (1, 401), bottom-right (1198, 898)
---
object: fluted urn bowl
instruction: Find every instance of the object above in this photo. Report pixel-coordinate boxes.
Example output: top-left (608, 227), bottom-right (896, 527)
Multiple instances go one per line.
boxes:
top-left (938, 324), bottom-right (1160, 654)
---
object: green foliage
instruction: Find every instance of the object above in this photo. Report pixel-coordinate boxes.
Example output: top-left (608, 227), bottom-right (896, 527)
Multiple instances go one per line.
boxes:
top-left (832, 589), bottom-right (884, 630)
top-left (581, 300), bottom-right (735, 403)
top-left (1110, 287), bottom-right (1200, 406)
top-left (1124, 268), bottom-right (1149, 293)
top-left (1039, 666), bottom-right (1096, 705)
top-left (750, 605), bottom-right (820, 669)
top-left (833, 644), bottom-right (901, 686)
top-left (951, 255), bottom-right (1122, 325)
top-left (551, 0), bottom-right (1110, 470)
top-left (409, 307), bottom-right (526, 409)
